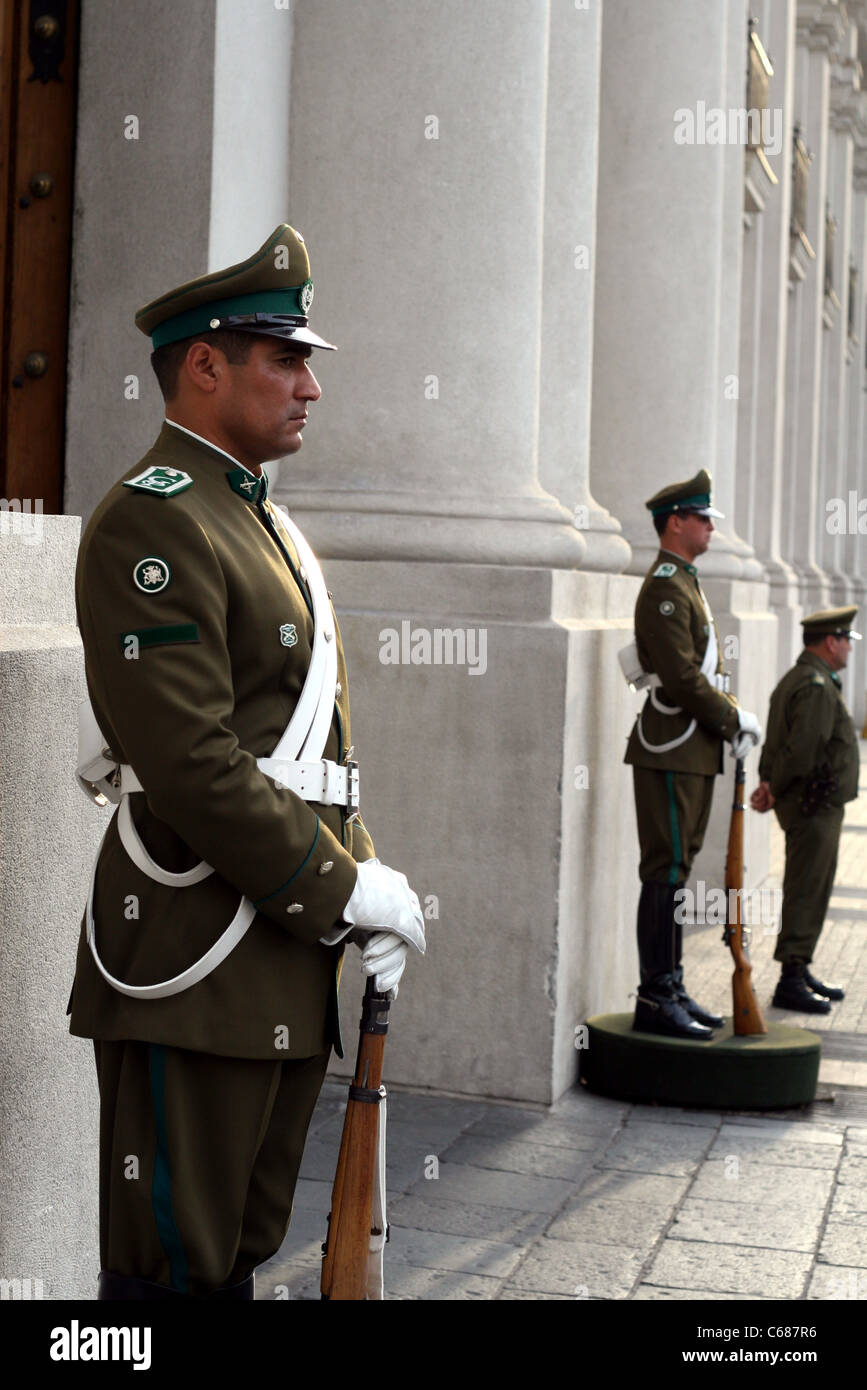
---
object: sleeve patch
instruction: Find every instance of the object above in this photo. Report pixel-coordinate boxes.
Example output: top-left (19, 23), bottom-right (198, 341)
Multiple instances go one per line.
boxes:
top-left (133, 558), bottom-right (171, 593)
top-left (659, 600), bottom-right (675, 616)
top-left (119, 623), bottom-right (200, 651)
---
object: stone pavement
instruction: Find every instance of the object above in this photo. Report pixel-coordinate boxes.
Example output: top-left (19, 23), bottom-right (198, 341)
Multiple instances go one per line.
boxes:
top-left (261, 750), bottom-right (867, 1302)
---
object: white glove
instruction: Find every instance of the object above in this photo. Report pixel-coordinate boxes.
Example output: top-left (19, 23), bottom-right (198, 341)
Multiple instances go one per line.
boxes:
top-left (342, 858), bottom-right (426, 954)
top-left (359, 931), bottom-right (410, 998)
top-left (731, 707), bottom-right (762, 760)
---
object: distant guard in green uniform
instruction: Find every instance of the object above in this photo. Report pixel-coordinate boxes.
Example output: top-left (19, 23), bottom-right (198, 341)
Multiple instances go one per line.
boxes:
top-left (751, 606), bottom-right (860, 1013)
top-left (69, 225), bottom-right (425, 1299)
top-left (623, 471), bottom-right (762, 1039)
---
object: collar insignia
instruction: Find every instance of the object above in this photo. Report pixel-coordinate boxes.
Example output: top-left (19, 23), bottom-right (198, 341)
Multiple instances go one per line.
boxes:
top-left (226, 468), bottom-right (268, 503)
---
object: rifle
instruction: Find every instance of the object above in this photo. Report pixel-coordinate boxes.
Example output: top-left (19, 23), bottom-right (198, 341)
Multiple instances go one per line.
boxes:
top-left (321, 978), bottom-right (390, 1300)
top-left (723, 757), bottom-right (767, 1035)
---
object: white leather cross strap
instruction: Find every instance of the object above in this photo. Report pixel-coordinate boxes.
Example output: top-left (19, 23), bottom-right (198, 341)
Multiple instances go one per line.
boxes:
top-left (80, 506), bottom-right (352, 1000)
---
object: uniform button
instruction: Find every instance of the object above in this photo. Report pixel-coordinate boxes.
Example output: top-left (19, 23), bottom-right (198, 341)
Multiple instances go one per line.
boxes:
top-left (335, 683), bottom-right (342, 698)
top-left (325, 630), bottom-right (334, 642)
top-left (318, 861), bottom-right (334, 876)
top-left (286, 902), bottom-right (304, 914)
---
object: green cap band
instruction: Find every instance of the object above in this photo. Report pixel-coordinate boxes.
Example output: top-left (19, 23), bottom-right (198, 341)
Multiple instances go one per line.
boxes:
top-left (651, 492), bottom-right (711, 517)
top-left (151, 287), bottom-right (310, 348)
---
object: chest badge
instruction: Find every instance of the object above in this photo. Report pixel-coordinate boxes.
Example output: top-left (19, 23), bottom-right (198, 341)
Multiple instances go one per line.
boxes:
top-left (280, 623), bottom-right (298, 648)
top-left (133, 557), bottom-right (171, 593)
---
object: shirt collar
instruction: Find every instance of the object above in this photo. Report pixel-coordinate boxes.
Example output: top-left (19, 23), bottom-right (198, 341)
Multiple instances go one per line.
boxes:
top-left (658, 547), bottom-right (698, 577)
top-left (164, 418), bottom-right (268, 504)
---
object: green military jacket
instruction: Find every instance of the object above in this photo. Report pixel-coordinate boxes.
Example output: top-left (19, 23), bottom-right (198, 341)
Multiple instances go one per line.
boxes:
top-left (625, 549), bottom-right (739, 774)
top-left (68, 422), bottom-right (375, 1060)
top-left (758, 649), bottom-right (860, 832)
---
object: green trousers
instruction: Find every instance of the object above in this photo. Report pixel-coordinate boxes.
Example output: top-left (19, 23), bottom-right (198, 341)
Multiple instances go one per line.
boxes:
top-left (94, 1040), bottom-right (330, 1295)
top-left (633, 767), bottom-right (716, 885)
top-left (775, 806), bottom-right (844, 964)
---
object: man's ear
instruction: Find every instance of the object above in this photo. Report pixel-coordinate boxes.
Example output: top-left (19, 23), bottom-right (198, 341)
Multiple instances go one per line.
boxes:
top-left (183, 341), bottom-right (221, 394)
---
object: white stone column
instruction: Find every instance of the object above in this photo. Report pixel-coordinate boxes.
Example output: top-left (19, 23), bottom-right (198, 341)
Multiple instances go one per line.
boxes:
top-left (819, 40), bottom-right (858, 600)
top-left (281, 0), bottom-right (583, 569)
top-left (784, 4), bottom-right (846, 611)
top-left (735, 0), bottom-right (801, 663)
top-left (592, 0), bottom-right (747, 578)
top-left (0, 516), bottom-right (102, 1298)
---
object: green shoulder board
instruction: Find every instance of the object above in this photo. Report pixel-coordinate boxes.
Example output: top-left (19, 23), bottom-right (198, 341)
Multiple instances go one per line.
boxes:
top-left (123, 466), bottom-right (193, 497)
top-left (653, 562), bottom-right (677, 578)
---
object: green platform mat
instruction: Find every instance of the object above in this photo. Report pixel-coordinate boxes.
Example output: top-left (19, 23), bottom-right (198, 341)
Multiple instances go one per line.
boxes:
top-left (580, 1013), bottom-right (821, 1109)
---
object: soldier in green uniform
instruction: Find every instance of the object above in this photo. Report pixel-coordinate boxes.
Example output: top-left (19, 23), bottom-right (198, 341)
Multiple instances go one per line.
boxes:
top-left (750, 606), bottom-right (860, 1013)
top-left (68, 224), bottom-right (425, 1299)
top-left (623, 471), bottom-right (762, 1039)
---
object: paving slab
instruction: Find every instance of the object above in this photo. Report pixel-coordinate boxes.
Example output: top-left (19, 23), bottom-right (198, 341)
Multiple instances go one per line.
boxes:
top-left (632, 1285), bottom-right (775, 1301)
top-left (547, 1197), bottom-right (672, 1249)
top-left (707, 1132), bottom-right (842, 1170)
top-left (405, 1161), bottom-right (575, 1213)
top-left (462, 1112), bottom-right (617, 1149)
top-left (573, 1168), bottom-right (692, 1206)
top-left (595, 1124), bottom-right (713, 1177)
top-left (382, 1265), bottom-right (503, 1300)
top-left (670, 1196), bottom-right (824, 1253)
top-left (806, 1264), bottom-right (867, 1300)
top-left (817, 1214), bottom-right (867, 1268)
top-left (386, 1225), bottom-right (523, 1278)
top-left (643, 1239), bottom-right (812, 1299)
top-left (689, 1159), bottom-right (835, 1207)
top-left (443, 1133), bottom-right (596, 1181)
top-left (386, 1193), bottom-right (548, 1243)
top-left (503, 1238), bottom-right (645, 1299)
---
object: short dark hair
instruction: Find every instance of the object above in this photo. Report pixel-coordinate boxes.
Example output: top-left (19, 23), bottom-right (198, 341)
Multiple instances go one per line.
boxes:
top-left (652, 512), bottom-right (669, 537)
top-left (150, 329), bottom-right (255, 401)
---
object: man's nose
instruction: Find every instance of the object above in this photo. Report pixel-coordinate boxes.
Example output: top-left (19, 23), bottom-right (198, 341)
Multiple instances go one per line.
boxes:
top-left (299, 362), bottom-right (322, 400)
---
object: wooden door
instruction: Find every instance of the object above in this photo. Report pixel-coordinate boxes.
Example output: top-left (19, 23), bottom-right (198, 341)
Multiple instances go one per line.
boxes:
top-left (1, 1), bottom-right (79, 513)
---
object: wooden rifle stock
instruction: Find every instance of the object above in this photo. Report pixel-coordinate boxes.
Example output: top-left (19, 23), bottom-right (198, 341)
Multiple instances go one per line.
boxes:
top-left (321, 979), bottom-right (390, 1300)
top-left (724, 758), bottom-right (767, 1035)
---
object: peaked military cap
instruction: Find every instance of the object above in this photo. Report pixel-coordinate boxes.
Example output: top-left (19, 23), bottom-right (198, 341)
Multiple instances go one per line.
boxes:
top-left (802, 605), bottom-right (861, 641)
top-left (135, 224), bottom-right (336, 352)
top-left (645, 469), bottom-right (724, 520)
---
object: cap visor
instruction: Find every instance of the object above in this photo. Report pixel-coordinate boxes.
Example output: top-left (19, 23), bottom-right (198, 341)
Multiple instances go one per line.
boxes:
top-left (694, 505), bottom-right (724, 518)
top-left (230, 323), bottom-right (337, 351)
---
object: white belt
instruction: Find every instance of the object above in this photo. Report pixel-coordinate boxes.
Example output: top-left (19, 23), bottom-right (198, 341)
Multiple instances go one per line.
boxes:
top-left (101, 756), bottom-right (360, 811)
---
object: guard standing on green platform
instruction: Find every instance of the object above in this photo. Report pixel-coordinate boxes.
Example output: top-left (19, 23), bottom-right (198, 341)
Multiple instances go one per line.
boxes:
top-left (622, 470), bottom-right (762, 1039)
top-left (68, 224), bottom-right (425, 1299)
top-left (751, 606), bottom-right (860, 1014)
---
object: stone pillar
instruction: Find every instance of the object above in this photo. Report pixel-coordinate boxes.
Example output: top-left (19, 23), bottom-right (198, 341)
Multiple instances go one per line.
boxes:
top-left (281, 0), bottom-right (638, 1102)
top-left (849, 149), bottom-right (867, 730)
top-left (819, 35), bottom-right (858, 600)
top-left (281, 0), bottom-right (583, 569)
top-left (0, 516), bottom-right (102, 1298)
top-left (785, 4), bottom-right (846, 612)
top-left (592, 0), bottom-right (747, 578)
top-left (735, 0), bottom-right (801, 673)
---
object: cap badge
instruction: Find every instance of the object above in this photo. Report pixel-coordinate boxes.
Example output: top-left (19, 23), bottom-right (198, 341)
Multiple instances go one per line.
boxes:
top-left (299, 279), bottom-right (314, 314)
top-left (133, 557), bottom-right (171, 594)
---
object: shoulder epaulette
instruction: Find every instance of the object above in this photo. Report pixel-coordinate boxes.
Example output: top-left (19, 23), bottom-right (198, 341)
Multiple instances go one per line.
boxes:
top-left (652, 562), bottom-right (677, 579)
top-left (122, 466), bottom-right (193, 497)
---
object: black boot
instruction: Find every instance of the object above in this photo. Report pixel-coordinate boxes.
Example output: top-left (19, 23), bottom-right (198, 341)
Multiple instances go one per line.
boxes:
top-left (772, 961), bottom-right (832, 1014)
top-left (671, 890), bottom-right (723, 1028)
top-left (804, 966), bottom-right (844, 1002)
top-left (210, 1273), bottom-right (255, 1300)
top-left (633, 973), bottom-right (714, 1040)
